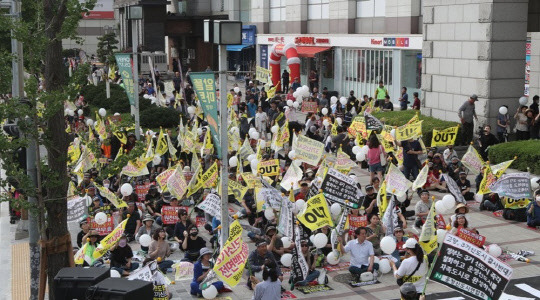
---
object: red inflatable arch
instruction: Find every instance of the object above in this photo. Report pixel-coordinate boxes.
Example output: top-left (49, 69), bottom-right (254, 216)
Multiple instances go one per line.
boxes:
top-left (269, 43), bottom-right (300, 92)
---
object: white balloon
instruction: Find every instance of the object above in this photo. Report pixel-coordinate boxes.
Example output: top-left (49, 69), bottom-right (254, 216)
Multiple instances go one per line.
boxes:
top-left (94, 212), bottom-right (107, 225)
top-left (380, 236), bottom-right (397, 254)
top-left (280, 253), bottom-right (293, 267)
top-left (302, 85), bottom-right (309, 92)
top-left (110, 269), bottom-right (121, 278)
top-left (288, 150), bottom-right (296, 159)
top-left (378, 259), bottom-right (391, 274)
top-left (271, 125), bottom-right (279, 134)
top-left (313, 233), bottom-right (328, 249)
top-left (531, 177), bottom-right (539, 190)
top-left (390, 129), bottom-right (396, 138)
top-left (474, 193), bottom-right (484, 203)
top-left (349, 175), bottom-right (357, 182)
top-left (67, 109), bottom-right (74, 117)
top-left (281, 237), bottom-right (292, 249)
top-left (229, 126), bottom-right (239, 134)
top-left (64, 108), bottom-right (70, 116)
top-left (120, 183), bottom-right (133, 197)
top-left (355, 151), bottom-right (366, 162)
top-left (352, 146), bottom-right (361, 155)
top-left (295, 199), bottom-right (306, 212)
top-left (249, 127), bottom-right (257, 135)
top-left (229, 156), bottom-right (238, 167)
top-left (114, 112), bottom-right (120, 116)
top-left (252, 131), bottom-right (260, 140)
top-left (499, 106), bottom-right (508, 115)
top-left (77, 109), bottom-right (83, 116)
top-left (336, 117), bottom-right (343, 125)
top-left (519, 96), bottom-right (528, 106)
top-left (202, 285), bottom-right (218, 299)
top-left (373, 256), bottom-right (380, 264)
top-left (98, 108), bottom-right (107, 117)
top-left (435, 201), bottom-right (448, 214)
top-left (293, 102), bottom-right (300, 109)
top-left (287, 100), bottom-right (294, 107)
top-left (397, 193), bottom-right (407, 203)
top-left (361, 145), bottom-right (369, 155)
top-left (322, 119), bottom-right (330, 127)
top-left (259, 140), bottom-right (266, 148)
top-left (339, 97), bottom-right (347, 106)
top-left (264, 208), bottom-right (275, 221)
top-left (143, 94), bottom-right (150, 99)
top-left (247, 154), bottom-right (256, 162)
top-left (321, 108), bottom-right (328, 115)
top-left (153, 156), bottom-right (161, 165)
top-left (139, 234), bottom-right (152, 247)
top-left (326, 251), bottom-right (340, 265)
top-left (234, 86), bottom-right (240, 93)
top-left (86, 119), bottom-right (94, 127)
top-left (330, 203), bottom-right (342, 218)
top-left (330, 96), bottom-right (338, 104)
top-left (442, 194), bottom-right (456, 210)
top-left (250, 159), bottom-right (259, 170)
top-left (197, 128), bottom-right (203, 136)
top-left (436, 229), bottom-right (447, 244)
top-left (187, 106), bottom-right (196, 115)
top-left (487, 244), bottom-right (502, 258)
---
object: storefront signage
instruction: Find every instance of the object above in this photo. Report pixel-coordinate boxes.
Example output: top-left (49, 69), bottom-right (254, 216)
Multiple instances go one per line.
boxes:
top-left (259, 35), bottom-right (421, 50)
top-left (268, 37), bottom-right (285, 43)
top-left (383, 37), bottom-right (409, 47)
top-left (294, 37), bottom-right (330, 45)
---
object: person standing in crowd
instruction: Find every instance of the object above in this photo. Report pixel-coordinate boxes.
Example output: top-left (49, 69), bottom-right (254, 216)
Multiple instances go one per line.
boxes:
top-left (291, 77), bottom-right (301, 92)
top-left (399, 87), bottom-right (409, 111)
top-left (366, 134), bottom-right (386, 184)
top-left (412, 92), bottom-right (421, 110)
top-left (514, 105), bottom-right (529, 140)
top-left (496, 105), bottom-right (510, 142)
top-left (255, 106), bottom-right (268, 140)
top-left (457, 94), bottom-right (479, 145)
top-left (338, 227), bottom-right (379, 282)
top-left (389, 239), bottom-right (428, 298)
top-left (374, 81), bottom-right (388, 108)
top-left (173, 71), bottom-right (182, 93)
top-left (400, 137), bottom-right (422, 181)
top-left (478, 125), bottom-right (498, 161)
top-left (282, 70), bottom-right (290, 93)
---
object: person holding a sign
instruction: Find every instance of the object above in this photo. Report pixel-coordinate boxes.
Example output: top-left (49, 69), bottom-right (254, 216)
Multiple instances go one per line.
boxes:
top-left (338, 227), bottom-right (379, 282)
top-left (190, 248), bottom-right (226, 296)
top-left (449, 214), bottom-right (475, 235)
top-left (294, 240), bottom-right (321, 286)
top-left (389, 238), bottom-right (427, 297)
top-left (526, 189), bottom-right (540, 228)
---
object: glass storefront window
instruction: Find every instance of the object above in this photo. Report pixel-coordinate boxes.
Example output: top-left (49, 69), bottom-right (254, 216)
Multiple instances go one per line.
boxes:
top-left (342, 48), bottom-right (393, 98)
top-left (401, 50), bottom-right (422, 99)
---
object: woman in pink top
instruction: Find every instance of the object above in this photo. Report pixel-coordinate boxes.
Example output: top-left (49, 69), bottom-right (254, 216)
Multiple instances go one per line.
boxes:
top-left (366, 134), bottom-right (387, 184)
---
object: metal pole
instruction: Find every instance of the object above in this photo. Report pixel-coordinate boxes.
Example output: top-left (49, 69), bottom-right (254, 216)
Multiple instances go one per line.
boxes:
top-left (10, 0), bottom-right (23, 98)
top-left (26, 120), bottom-right (39, 300)
top-left (131, 20), bottom-right (141, 138)
top-left (219, 45), bottom-right (229, 246)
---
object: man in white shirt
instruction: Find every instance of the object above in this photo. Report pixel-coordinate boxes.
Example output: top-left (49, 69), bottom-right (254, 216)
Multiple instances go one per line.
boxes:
top-left (442, 145), bottom-right (458, 165)
top-left (338, 227), bottom-right (379, 281)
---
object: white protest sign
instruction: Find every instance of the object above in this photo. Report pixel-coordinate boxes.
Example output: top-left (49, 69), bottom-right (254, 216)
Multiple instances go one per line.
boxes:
top-left (280, 162), bottom-right (303, 191)
top-left (293, 135), bottom-right (324, 166)
top-left (67, 197), bottom-right (87, 222)
top-left (197, 193), bottom-right (222, 219)
top-left (385, 164), bottom-right (412, 197)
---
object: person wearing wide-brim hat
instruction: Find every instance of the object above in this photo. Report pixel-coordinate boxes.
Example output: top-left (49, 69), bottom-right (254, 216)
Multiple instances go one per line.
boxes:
top-left (449, 203), bottom-right (473, 230)
top-left (190, 247), bottom-right (229, 296)
top-left (136, 213), bottom-right (160, 250)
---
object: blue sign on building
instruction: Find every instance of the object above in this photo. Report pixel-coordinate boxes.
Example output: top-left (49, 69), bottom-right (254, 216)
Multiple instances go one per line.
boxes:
top-left (227, 25), bottom-right (256, 52)
top-left (260, 45), bottom-right (268, 69)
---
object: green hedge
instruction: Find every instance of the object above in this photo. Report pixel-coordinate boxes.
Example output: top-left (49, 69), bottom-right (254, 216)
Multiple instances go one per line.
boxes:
top-left (140, 107), bottom-right (180, 129)
top-left (488, 140), bottom-right (540, 174)
top-left (80, 81), bottom-right (131, 113)
top-left (372, 110), bottom-right (462, 147)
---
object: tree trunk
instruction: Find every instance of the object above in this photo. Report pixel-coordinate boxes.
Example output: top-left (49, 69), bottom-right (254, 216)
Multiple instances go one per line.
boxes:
top-left (43, 0), bottom-right (70, 298)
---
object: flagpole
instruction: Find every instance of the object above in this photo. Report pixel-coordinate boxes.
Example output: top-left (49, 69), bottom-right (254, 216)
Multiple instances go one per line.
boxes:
top-left (421, 238), bottom-right (444, 296)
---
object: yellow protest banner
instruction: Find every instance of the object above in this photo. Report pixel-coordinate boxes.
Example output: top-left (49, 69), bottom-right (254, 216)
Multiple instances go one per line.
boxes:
top-left (293, 135), bottom-right (325, 166)
top-left (156, 167), bottom-right (176, 190)
top-left (256, 66), bottom-right (270, 84)
top-left (431, 126), bottom-right (459, 147)
top-left (461, 145), bottom-right (485, 175)
top-left (491, 159), bottom-right (515, 178)
top-left (502, 197), bottom-right (530, 209)
top-left (214, 220), bottom-right (249, 287)
top-left (241, 172), bottom-right (259, 189)
top-left (228, 180), bottom-right (248, 200)
top-left (93, 219), bottom-right (127, 259)
top-left (121, 158), bottom-right (151, 177)
top-left (74, 243), bottom-right (87, 265)
top-left (113, 130), bottom-right (127, 144)
top-left (418, 201), bottom-right (438, 255)
top-left (297, 193), bottom-right (334, 231)
top-left (478, 165), bottom-right (496, 195)
top-left (395, 121), bottom-right (423, 141)
top-left (193, 162), bottom-right (219, 191)
top-left (95, 183), bottom-right (128, 208)
top-left (155, 128), bottom-right (168, 156)
top-left (257, 159), bottom-right (280, 176)
top-left (167, 165), bottom-right (188, 200)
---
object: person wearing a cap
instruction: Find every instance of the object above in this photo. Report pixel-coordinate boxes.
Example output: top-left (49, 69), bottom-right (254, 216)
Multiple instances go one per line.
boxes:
top-left (136, 214), bottom-right (160, 249)
top-left (414, 190), bottom-right (432, 228)
top-left (110, 234), bottom-right (139, 276)
top-left (81, 230), bottom-right (101, 266)
top-left (77, 172), bottom-right (92, 194)
top-left (362, 185), bottom-right (379, 217)
top-left (154, 191), bottom-right (172, 224)
top-left (247, 240), bottom-right (282, 289)
top-left (458, 94), bottom-right (478, 145)
top-left (294, 240), bottom-right (321, 286)
top-left (391, 227), bottom-right (409, 266)
top-left (526, 189), bottom-right (540, 228)
top-left (88, 195), bottom-right (103, 217)
top-left (338, 227), bottom-right (379, 281)
top-left (76, 218), bottom-right (90, 248)
top-left (190, 247), bottom-right (228, 296)
top-left (456, 171), bottom-right (474, 201)
top-left (389, 238), bottom-right (428, 296)
top-left (399, 282), bottom-right (425, 300)
top-left (122, 201), bottom-right (141, 242)
top-left (442, 144), bottom-right (459, 165)
top-left (447, 156), bottom-right (465, 181)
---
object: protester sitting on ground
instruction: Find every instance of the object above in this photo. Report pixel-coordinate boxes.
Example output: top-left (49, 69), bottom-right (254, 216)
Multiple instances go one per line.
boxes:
top-left (449, 214), bottom-right (476, 235)
top-left (456, 172), bottom-right (475, 201)
top-left (338, 227), bottom-right (379, 282)
top-left (252, 260), bottom-right (282, 300)
top-left (122, 201), bottom-right (141, 242)
top-left (447, 157), bottom-right (465, 181)
top-left (181, 225), bottom-right (207, 262)
top-left (391, 227), bottom-right (409, 267)
top-left (389, 239), bottom-right (428, 298)
top-left (423, 162), bottom-right (447, 192)
top-left (173, 209), bottom-right (193, 247)
top-left (479, 192), bottom-right (503, 212)
top-left (449, 203), bottom-right (474, 229)
top-left (82, 230), bottom-right (100, 267)
top-left (362, 185), bottom-right (378, 217)
top-left (294, 240), bottom-right (321, 286)
top-left (136, 214), bottom-right (160, 251)
top-left (190, 248), bottom-right (229, 296)
top-left (148, 228), bottom-right (174, 272)
top-left (366, 214), bottom-right (386, 256)
top-left (526, 189), bottom-right (540, 228)
top-left (442, 145), bottom-right (458, 165)
top-left (248, 240), bottom-right (283, 290)
top-left (415, 190), bottom-right (432, 228)
top-left (110, 234), bottom-right (139, 276)
top-left (266, 226), bottom-right (292, 263)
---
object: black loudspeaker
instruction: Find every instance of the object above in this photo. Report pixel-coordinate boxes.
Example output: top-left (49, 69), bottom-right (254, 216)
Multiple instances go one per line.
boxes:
top-left (85, 278), bottom-right (154, 299)
top-left (54, 267), bottom-right (110, 300)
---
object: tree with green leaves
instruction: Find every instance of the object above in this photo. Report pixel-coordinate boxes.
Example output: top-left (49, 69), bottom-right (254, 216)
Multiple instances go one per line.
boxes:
top-left (96, 31), bottom-right (118, 64)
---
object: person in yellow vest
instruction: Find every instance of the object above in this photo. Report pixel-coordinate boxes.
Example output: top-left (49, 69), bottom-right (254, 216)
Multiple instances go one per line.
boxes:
top-left (374, 81), bottom-right (389, 108)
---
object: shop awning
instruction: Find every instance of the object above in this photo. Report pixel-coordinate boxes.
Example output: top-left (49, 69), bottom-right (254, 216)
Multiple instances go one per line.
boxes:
top-left (296, 46), bottom-right (331, 58)
top-left (226, 44), bottom-right (253, 52)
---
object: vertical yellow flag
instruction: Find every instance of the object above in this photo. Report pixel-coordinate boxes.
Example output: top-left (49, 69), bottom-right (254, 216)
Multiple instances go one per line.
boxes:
top-left (419, 201), bottom-right (438, 254)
